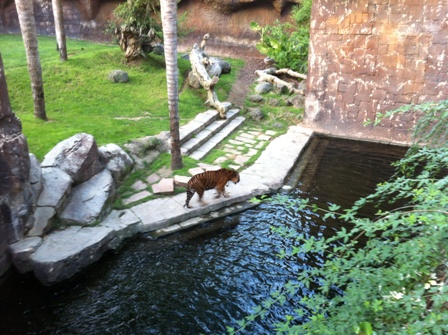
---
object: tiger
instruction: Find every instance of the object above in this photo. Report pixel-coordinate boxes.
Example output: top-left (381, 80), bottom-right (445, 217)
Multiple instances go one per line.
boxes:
top-left (184, 168), bottom-right (240, 208)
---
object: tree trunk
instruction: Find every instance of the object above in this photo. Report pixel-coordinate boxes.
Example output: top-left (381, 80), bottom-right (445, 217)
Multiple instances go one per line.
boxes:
top-left (52, 0), bottom-right (67, 61)
top-left (15, 0), bottom-right (47, 121)
top-left (160, 0), bottom-right (183, 170)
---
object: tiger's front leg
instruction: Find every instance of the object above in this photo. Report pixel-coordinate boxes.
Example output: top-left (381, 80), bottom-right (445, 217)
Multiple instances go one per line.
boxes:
top-left (214, 183), bottom-right (226, 199)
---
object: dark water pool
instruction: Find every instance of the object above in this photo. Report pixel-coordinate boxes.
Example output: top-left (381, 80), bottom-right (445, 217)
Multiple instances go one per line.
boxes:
top-left (0, 136), bottom-right (408, 335)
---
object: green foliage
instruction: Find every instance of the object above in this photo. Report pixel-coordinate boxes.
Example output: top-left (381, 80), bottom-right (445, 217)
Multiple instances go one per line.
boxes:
top-left (250, 1), bottom-right (311, 72)
top-left (232, 100), bottom-right (448, 334)
top-left (107, 0), bottom-right (162, 39)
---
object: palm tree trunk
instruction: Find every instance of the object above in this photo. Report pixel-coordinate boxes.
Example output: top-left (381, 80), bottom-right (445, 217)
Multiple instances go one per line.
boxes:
top-left (15, 0), bottom-right (47, 121)
top-left (52, 0), bottom-right (67, 61)
top-left (160, 0), bottom-right (183, 170)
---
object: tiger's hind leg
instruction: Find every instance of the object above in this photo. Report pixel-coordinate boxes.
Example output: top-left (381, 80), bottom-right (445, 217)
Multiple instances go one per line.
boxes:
top-left (184, 188), bottom-right (195, 208)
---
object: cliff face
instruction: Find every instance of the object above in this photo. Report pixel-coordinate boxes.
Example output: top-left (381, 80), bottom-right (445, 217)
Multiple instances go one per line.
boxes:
top-left (0, 53), bottom-right (32, 277)
top-left (0, 0), bottom-right (297, 58)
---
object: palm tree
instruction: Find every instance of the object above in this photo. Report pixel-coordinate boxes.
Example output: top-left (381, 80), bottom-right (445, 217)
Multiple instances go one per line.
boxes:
top-left (15, 0), bottom-right (47, 120)
top-left (52, 0), bottom-right (67, 61)
top-left (160, 0), bottom-right (183, 170)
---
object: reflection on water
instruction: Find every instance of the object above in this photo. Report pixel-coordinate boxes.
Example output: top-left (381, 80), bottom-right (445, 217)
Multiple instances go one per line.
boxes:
top-left (0, 136), bottom-right (408, 335)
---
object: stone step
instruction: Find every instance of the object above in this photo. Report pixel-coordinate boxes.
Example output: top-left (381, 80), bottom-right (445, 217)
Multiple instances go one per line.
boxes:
top-left (189, 116), bottom-right (246, 160)
top-left (181, 109), bottom-right (240, 156)
top-left (179, 109), bottom-right (219, 145)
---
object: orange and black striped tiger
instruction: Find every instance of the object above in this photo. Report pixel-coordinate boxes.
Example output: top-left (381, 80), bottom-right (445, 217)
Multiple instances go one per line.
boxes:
top-left (184, 168), bottom-right (240, 208)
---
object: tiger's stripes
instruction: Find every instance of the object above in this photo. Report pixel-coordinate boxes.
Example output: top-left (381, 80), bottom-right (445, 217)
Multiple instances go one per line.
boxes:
top-left (184, 168), bottom-right (240, 208)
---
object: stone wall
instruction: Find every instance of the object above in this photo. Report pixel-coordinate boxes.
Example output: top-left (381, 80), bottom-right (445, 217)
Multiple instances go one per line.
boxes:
top-left (305, 0), bottom-right (448, 144)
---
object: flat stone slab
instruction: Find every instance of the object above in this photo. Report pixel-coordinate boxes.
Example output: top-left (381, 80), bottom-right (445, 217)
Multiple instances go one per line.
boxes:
top-left (152, 178), bottom-right (174, 194)
top-left (122, 190), bottom-right (152, 205)
top-left (30, 226), bottom-right (114, 285)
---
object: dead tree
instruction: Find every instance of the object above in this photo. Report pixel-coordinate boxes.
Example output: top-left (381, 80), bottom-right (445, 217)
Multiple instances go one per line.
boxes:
top-left (189, 34), bottom-right (231, 119)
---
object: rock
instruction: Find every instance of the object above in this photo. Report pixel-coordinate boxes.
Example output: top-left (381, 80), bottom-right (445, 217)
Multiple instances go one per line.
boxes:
top-left (255, 82), bottom-right (273, 94)
top-left (207, 61), bottom-right (222, 77)
top-left (27, 206), bottom-right (56, 237)
top-left (59, 169), bottom-right (115, 226)
top-left (247, 107), bottom-right (264, 121)
top-left (212, 57), bottom-right (231, 74)
top-left (41, 133), bottom-right (104, 185)
top-left (152, 43), bottom-right (164, 55)
top-left (9, 236), bottom-right (42, 273)
top-left (286, 94), bottom-right (306, 109)
top-left (98, 143), bottom-right (133, 186)
top-left (249, 94), bottom-right (264, 103)
top-left (37, 167), bottom-right (72, 209)
top-left (152, 178), bottom-right (174, 194)
top-left (268, 98), bottom-right (280, 106)
top-left (124, 132), bottom-right (170, 169)
top-left (28, 154), bottom-right (42, 205)
top-left (108, 70), bottom-right (129, 83)
top-left (124, 134), bottom-right (166, 157)
top-left (30, 226), bottom-right (114, 285)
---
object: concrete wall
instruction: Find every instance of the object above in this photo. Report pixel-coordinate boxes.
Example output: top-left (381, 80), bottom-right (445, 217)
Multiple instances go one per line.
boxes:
top-left (305, 0), bottom-right (448, 144)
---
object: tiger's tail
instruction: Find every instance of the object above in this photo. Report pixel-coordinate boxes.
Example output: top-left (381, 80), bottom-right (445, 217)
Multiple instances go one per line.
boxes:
top-left (184, 187), bottom-right (196, 208)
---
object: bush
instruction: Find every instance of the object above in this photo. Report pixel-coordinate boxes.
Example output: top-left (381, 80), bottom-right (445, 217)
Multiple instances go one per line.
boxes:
top-left (250, 1), bottom-right (311, 73)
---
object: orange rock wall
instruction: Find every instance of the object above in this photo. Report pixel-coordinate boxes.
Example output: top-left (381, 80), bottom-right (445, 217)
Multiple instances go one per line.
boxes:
top-left (305, 0), bottom-right (448, 144)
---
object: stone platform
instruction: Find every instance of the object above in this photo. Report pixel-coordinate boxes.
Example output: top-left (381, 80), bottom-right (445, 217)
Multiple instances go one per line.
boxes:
top-left (10, 125), bottom-right (314, 285)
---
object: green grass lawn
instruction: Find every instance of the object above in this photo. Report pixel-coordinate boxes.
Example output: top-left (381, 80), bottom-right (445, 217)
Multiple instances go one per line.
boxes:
top-left (0, 34), bottom-right (243, 160)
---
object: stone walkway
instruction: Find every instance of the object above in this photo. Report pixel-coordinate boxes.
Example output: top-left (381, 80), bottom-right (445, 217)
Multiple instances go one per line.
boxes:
top-left (10, 115), bottom-right (314, 285)
top-left (121, 125), bottom-right (278, 207)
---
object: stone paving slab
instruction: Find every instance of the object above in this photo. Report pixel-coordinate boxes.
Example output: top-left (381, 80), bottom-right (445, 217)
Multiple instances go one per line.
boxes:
top-left (244, 125), bottom-right (314, 190)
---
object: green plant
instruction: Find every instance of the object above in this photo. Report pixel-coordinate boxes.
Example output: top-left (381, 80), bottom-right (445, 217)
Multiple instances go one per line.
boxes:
top-left (250, 1), bottom-right (311, 73)
top-left (229, 100), bottom-right (448, 334)
top-left (107, 0), bottom-right (162, 40)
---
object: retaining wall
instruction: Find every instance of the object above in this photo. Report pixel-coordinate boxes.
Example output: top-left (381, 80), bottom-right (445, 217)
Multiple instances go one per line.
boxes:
top-left (304, 0), bottom-right (448, 144)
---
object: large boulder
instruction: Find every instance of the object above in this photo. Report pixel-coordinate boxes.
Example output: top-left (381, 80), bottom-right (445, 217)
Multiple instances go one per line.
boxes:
top-left (41, 133), bottom-right (104, 185)
top-left (37, 167), bottom-right (72, 209)
top-left (59, 169), bottom-right (115, 226)
top-left (99, 143), bottom-right (133, 186)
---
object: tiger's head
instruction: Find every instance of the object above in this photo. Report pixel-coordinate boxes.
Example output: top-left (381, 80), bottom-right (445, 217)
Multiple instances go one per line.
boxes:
top-left (227, 169), bottom-right (240, 184)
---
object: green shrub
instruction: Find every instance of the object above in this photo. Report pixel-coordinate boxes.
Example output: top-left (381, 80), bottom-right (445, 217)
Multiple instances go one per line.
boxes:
top-left (250, 1), bottom-right (311, 73)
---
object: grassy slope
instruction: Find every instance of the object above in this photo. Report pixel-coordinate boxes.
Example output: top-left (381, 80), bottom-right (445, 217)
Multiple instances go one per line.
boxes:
top-left (0, 34), bottom-right (243, 160)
